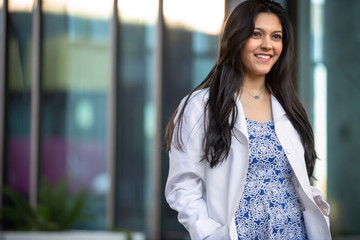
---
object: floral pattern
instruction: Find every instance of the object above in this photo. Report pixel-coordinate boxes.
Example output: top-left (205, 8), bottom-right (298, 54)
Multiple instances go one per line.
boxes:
top-left (235, 119), bottom-right (307, 240)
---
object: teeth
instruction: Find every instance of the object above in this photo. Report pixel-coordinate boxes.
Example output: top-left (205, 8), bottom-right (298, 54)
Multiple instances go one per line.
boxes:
top-left (255, 55), bottom-right (271, 59)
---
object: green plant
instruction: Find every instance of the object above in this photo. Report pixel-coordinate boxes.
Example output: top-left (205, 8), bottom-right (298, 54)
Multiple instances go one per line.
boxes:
top-left (1, 178), bottom-right (92, 231)
top-left (1, 186), bottom-right (38, 230)
top-left (109, 227), bottom-right (133, 240)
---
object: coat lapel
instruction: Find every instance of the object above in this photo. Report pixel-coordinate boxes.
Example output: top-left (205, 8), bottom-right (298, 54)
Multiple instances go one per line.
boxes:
top-left (271, 95), bottom-right (286, 123)
top-left (233, 96), bottom-right (249, 140)
top-left (271, 96), bottom-right (313, 199)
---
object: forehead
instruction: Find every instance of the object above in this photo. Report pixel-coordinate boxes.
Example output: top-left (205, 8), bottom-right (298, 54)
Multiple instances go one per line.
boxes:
top-left (254, 12), bottom-right (282, 31)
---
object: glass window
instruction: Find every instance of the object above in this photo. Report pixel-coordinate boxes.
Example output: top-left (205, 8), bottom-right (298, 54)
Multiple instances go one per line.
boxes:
top-left (5, 0), bottom-right (34, 199)
top-left (41, 0), bottom-right (112, 229)
top-left (323, 0), bottom-right (360, 235)
top-left (114, 0), bottom-right (158, 234)
top-left (298, 0), bottom-right (360, 237)
top-left (0, 0), bottom-right (2, 59)
top-left (161, 0), bottom-right (224, 239)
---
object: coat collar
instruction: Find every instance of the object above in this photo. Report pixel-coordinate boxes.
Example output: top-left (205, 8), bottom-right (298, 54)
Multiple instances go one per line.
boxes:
top-left (271, 95), bottom-right (286, 123)
top-left (234, 96), bottom-right (248, 139)
top-left (234, 94), bottom-right (287, 137)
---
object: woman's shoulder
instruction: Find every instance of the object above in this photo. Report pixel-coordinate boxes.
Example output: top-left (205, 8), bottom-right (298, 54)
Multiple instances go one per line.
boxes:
top-left (179, 88), bottom-right (209, 111)
top-left (174, 88), bottom-right (209, 124)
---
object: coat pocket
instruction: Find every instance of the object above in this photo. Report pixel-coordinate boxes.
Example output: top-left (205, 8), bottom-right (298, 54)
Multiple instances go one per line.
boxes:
top-left (302, 209), bottom-right (331, 240)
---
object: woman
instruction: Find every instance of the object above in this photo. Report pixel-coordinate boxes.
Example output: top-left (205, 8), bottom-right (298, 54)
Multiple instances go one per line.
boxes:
top-left (165, 0), bottom-right (331, 239)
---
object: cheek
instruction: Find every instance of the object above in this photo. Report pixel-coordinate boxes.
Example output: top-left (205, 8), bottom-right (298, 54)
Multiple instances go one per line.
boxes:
top-left (240, 49), bottom-right (250, 64)
top-left (242, 40), bottom-right (257, 56)
top-left (276, 43), bottom-right (283, 56)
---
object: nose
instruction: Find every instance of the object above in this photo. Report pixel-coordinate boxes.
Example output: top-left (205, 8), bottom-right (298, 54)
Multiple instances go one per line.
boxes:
top-left (260, 36), bottom-right (272, 50)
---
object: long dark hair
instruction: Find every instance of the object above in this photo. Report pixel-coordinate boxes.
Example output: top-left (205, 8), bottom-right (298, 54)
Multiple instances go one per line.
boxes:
top-left (165, 0), bottom-right (317, 179)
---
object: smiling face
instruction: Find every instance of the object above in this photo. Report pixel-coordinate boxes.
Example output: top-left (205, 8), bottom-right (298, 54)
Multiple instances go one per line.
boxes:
top-left (240, 12), bottom-right (283, 80)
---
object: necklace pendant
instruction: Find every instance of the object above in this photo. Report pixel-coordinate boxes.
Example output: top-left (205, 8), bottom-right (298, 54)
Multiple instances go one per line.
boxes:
top-left (254, 96), bottom-right (260, 99)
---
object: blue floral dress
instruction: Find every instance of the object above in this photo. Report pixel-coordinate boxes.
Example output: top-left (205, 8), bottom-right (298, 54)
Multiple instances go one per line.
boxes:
top-left (235, 118), bottom-right (307, 240)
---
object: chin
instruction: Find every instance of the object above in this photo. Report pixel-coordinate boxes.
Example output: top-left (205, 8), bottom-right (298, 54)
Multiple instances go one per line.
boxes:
top-left (255, 69), bottom-right (272, 76)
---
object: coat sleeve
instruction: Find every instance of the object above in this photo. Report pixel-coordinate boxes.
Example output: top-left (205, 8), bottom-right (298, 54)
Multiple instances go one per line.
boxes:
top-left (165, 96), bottom-right (222, 240)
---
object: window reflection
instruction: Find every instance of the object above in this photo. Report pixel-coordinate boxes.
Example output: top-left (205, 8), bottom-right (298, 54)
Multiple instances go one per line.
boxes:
top-left (0, 1), bottom-right (2, 61)
top-left (5, 0), bottom-right (34, 199)
top-left (163, 0), bottom-right (224, 35)
top-left (299, 0), bottom-right (360, 237)
top-left (41, 0), bottom-right (112, 229)
top-left (2, 0), bottom-right (227, 236)
top-left (118, 0), bottom-right (158, 24)
top-left (42, 0), bottom-right (112, 19)
top-left (8, 0), bottom-right (34, 12)
top-left (115, 0), bottom-right (157, 233)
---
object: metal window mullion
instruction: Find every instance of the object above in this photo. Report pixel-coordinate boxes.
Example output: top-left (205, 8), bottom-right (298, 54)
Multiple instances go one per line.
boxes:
top-left (106, 0), bottom-right (119, 228)
top-left (30, 0), bottom-right (41, 208)
top-left (0, 0), bottom-right (8, 211)
top-left (149, 0), bottom-right (164, 239)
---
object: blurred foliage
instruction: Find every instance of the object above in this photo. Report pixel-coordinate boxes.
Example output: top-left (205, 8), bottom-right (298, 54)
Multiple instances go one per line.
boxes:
top-left (109, 226), bottom-right (133, 240)
top-left (0, 178), bottom-right (92, 231)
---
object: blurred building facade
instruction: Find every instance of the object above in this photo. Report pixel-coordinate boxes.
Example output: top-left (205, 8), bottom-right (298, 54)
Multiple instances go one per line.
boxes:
top-left (0, 0), bottom-right (359, 239)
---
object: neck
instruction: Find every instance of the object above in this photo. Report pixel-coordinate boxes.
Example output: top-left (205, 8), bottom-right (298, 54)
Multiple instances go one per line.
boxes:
top-left (242, 74), bottom-right (266, 91)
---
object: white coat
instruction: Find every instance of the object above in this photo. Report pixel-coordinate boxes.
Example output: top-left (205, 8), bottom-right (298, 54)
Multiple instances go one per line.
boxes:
top-left (165, 89), bottom-right (331, 240)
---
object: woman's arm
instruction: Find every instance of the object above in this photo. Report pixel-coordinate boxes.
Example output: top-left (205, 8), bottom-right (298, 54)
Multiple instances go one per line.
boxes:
top-left (165, 96), bottom-right (223, 240)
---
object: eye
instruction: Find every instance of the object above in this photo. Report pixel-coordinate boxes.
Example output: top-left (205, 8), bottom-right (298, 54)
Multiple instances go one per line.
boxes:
top-left (252, 31), bottom-right (262, 38)
top-left (272, 34), bottom-right (282, 40)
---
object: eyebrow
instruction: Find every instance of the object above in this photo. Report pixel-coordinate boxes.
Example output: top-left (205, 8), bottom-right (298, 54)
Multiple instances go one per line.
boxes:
top-left (254, 27), bottom-right (283, 34)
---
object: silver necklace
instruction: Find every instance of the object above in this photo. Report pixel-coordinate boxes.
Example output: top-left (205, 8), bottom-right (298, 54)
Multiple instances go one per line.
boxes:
top-left (242, 87), bottom-right (267, 100)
